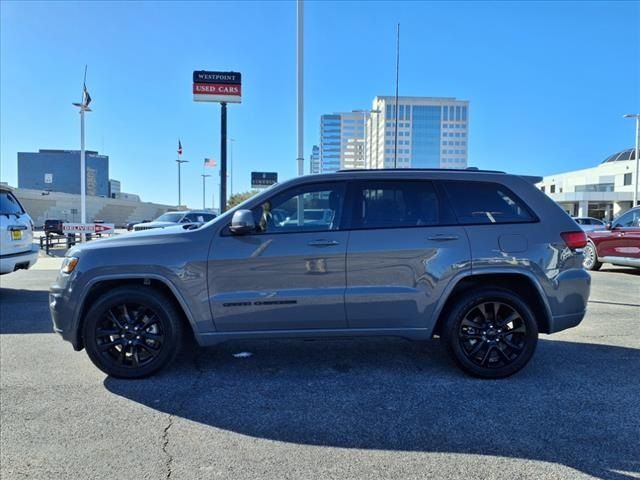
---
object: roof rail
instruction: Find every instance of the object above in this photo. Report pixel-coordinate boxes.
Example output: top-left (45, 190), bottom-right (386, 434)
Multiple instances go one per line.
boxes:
top-left (337, 167), bottom-right (506, 174)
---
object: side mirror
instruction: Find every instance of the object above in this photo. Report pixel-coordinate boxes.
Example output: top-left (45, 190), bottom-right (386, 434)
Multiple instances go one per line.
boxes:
top-left (229, 209), bottom-right (255, 235)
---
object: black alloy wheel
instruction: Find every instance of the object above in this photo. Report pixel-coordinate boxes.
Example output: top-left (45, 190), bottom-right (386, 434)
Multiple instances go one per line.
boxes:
top-left (444, 288), bottom-right (538, 379)
top-left (83, 286), bottom-right (182, 378)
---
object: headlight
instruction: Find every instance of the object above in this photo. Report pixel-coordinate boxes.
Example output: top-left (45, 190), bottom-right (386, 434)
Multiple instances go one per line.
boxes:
top-left (61, 257), bottom-right (79, 274)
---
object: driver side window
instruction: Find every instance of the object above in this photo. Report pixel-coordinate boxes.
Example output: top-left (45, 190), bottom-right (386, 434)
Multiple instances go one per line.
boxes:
top-left (251, 182), bottom-right (345, 234)
top-left (614, 210), bottom-right (640, 228)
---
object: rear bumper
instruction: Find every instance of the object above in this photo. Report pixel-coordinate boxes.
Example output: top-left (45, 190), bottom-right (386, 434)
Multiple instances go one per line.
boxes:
top-left (546, 268), bottom-right (591, 333)
top-left (0, 246), bottom-right (38, 274)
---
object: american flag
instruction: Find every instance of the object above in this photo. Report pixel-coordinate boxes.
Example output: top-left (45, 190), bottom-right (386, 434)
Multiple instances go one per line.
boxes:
top-left (83, 83), bottom-right (92, 107)
top-left (177, 140), bottom-right (183, 156)
top-left (204, 158), bottom-right (216, 168)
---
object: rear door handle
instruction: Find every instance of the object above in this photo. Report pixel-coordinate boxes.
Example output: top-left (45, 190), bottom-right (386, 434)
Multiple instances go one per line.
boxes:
top-left (308, 239), bottom-right (339, 247)
top-left (427, 234), bottom-right (459, 241)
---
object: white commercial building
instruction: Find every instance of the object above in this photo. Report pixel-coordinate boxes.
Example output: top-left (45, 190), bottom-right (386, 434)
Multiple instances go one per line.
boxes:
top-left (537, 148), bottom-right (638, 220)
top-left (366, 96), bottom-right (469, 169)
top-left (319, 111), bottom-right (366, 173)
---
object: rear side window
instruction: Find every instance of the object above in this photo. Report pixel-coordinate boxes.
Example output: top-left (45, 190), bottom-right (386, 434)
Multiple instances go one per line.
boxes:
top-left (350, 180), bottom-right (454, 229)
top-left (442, 181), bottom-right (536, 225)
top-left (0, 192), bottom-right (25, 215)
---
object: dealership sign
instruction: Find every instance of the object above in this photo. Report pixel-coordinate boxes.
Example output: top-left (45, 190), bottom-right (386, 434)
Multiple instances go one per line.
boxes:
top-left (62, 223), bottom-right (115, 234)
top-left (251, 172), bottom-right (278, 188)
top-left (193, 71), bottom-right (241, 103)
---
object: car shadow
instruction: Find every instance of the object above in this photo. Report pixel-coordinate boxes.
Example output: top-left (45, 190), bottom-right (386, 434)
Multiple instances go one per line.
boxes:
top-left (0, 288), bottom-right (52, 334)
top-left (598, 267), bottom-right (640, 276)
top-left (105, 337), bottom-right (640, 480)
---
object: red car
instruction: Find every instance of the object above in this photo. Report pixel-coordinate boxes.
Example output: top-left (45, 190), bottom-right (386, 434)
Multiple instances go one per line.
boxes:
top-left (583, 206), bottom-right (640, 270)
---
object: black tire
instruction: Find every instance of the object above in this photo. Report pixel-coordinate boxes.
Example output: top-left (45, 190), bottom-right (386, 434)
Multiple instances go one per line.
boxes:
top-left (582, 241), bottom-right (602, 271)
top-left (442, 288), bottom-right (538, 379)
top-left (83, 286), bottom-right (183, 378)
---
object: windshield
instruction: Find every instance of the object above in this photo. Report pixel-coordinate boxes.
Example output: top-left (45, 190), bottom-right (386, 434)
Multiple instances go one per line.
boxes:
top-left (0, 192), bottom-right (25, 215)
top-left (154, 212), bottom-right (184, 223)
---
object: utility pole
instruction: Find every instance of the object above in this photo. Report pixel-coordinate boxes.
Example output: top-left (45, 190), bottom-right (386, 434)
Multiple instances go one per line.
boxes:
top-left (220, 103), bottom-right (228, 212)
top-left (623, 114), bottom-right (640, 207)
top-left (201, 174), bottom-right (211, 209)
top-left (176, 158), bottom-right (189, 207)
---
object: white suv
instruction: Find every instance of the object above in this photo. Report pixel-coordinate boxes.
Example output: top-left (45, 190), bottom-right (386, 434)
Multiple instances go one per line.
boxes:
top-left (0, 186), bottom-right (38, 274)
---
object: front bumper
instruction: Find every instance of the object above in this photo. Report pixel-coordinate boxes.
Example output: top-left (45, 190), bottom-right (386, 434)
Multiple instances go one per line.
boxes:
top-left (49, 275), bottom-right (83, 350)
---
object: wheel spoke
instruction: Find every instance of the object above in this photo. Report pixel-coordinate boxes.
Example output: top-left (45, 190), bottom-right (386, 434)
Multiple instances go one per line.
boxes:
top-left (496, 346), bottom-right (512, 362)
top-left (141, 314), bottom-right (159, 331)
top-left (142, 332), bottom-right (163, 342)
top-left (107, 310), bottom-right (125, 330)
top-left (468, 340), bottom-right (486, 357)
top-left (498, 311), bottom-right (519, 327)
top-left (480, 345), bottom-right (495, 366)
top-left (96, 328), bottom-right (120, 337)
top-left (501, 336), bottom-right (524, 351)
top-left (507, 324), bottom-right (526, 335)
top-left (460, 333), bottom-right (483, 340)
top-left (98, 339), bottom-right (121, 352)
top-left (132, 348), bottom-right (140, 367)
top-left (140, 342), bottom-right (160, 354)
top-left (461, 318), bottom-right (484, 330)
top-left (121, 304), bottom-right (133, 325)
top-left (118, 345), bottom-right (127, 364)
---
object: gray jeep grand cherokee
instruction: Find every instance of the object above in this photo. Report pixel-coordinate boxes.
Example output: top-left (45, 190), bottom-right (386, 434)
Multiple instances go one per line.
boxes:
top-left (50, 169), bottom-right (591, 379)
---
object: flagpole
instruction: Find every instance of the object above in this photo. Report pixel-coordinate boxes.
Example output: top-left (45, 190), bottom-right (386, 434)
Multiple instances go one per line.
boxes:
top-left (73, 65), bottom-right (91, 242)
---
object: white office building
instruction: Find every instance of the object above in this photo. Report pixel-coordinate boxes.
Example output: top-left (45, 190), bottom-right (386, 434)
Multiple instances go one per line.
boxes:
top-left (319, 111), bottom-right (366, 173)
top-left (366, 96), bottom-right (469, 169)
top-left (309, 145), bottom-right (320, 174)
top-left (537, 148), bottom-right (638, 220)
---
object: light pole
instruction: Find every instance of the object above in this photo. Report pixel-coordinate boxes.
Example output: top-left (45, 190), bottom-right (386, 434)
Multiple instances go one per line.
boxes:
top-left (623, 114), bottom-right (640, 207)
top-left (176, 159), bottom-right (189, 207)
top-left (296, 0), bottom-right (304, 178)
top-left (72, 79), bottom-right (91, 242)
top-left (229, 138), bottom-right (235, 197)
top-left (201, 174), bottom-right (211, 209)
top-left (371, 109), bottom-right (381, 168)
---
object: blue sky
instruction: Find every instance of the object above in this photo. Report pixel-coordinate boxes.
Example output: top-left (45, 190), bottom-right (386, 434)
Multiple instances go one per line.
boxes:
top-left (1, 0), bottom-right (638, 209)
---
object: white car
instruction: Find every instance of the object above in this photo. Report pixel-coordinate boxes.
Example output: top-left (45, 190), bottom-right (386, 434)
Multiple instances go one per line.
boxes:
top-left (133, 211), bottom-right (216, 231)
top-left (0, 186), bottom-right (38, 274)
top-left (573, 216), bottom-right (606, 232)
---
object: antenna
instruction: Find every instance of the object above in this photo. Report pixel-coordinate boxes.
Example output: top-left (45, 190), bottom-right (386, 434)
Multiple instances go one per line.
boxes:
top-left (393, 23), bottom-right (400, 169)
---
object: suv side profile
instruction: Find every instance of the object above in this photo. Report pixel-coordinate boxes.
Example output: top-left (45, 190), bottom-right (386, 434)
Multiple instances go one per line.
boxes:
top-left (583, 206), bottom-right (640, 270)
top-left (49, 170), bottom-right (590, 379)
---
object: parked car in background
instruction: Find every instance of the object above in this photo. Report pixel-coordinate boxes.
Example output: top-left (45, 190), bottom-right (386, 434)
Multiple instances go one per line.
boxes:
top-left (573, 217), bottom-right (606, 232)
top-left (132, 211), bottom-right (216, 231)
top-left (1, 185), bottom-right (38, 274)
top-left (44, 219), bottom-right (64, 236)
top-left (50, 169), bottom-right (591, 380)
top-left (583, 206), bottom-right (640, 270)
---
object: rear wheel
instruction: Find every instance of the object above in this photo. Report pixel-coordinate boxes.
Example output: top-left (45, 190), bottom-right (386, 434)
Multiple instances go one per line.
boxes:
top-left (582, 241), bottom-right (602, 271)
top-left (83, 286), bottom-right (183, 378)
top-left (443, 288), bottom-right (538, 379)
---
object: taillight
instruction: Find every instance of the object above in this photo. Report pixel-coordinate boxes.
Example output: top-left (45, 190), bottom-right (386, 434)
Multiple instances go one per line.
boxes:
top-left (561, 231), bottom-right (587, 250)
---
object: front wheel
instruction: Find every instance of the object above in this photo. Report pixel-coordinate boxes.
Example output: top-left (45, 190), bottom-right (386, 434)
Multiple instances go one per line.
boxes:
top-left (443, 288), bottom-right (539, 379)
top-left (582, 241), bottom-right (602, 271)
top-left (83, 286), bottom-right (183, 378)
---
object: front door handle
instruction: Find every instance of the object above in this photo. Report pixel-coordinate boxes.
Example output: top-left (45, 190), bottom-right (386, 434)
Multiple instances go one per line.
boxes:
top-left (427, 234), bottom-right (459, 241)
top-left (308, 239), bottom-right (339, 247)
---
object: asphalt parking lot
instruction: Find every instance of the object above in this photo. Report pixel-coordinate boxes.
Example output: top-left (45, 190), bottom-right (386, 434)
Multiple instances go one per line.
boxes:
top-left (1, 256), bottom-right (639, 480)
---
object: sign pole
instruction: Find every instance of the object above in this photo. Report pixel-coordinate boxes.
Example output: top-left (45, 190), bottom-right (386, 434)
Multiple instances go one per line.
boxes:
top-left (220, 102), bottom-right (228, 212)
